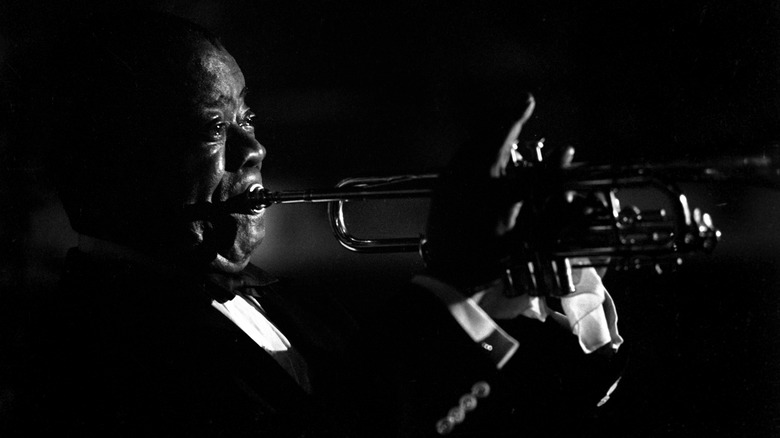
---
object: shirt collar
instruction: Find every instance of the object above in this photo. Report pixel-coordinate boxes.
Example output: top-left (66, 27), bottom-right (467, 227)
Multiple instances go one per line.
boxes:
top-left (206, 263), bottom-right (279, 303)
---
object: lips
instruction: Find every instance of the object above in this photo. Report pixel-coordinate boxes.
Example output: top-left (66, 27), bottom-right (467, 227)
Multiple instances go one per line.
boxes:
top-left (206, 173), bottom-right (265, 216)
top-left (228, 175), bottom-right (266, 215)
top-left (229, 174), bottom-right (262, 198)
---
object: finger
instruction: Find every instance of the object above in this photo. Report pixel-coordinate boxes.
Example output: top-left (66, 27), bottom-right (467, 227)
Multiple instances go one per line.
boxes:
top-left (560, 145), bottom-right (575, 167)
top-left (693, 207), bottom-right (702, 225)
top-left (544, 144), bottom-right (576, 168)
top-left (491, 94), bottom-right (535, 178)
top-left (702, 212), bottom-right (714, 228)
top-left (496, 201), bottom-right (523, 236)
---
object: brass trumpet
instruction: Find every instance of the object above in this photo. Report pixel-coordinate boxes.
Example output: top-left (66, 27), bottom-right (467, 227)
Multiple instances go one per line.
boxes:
top-left (235, 151), bottom-right (778, 296)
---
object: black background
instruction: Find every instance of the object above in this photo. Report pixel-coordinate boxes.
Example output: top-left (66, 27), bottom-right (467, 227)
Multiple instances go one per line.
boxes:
top-left (1, 0), bottom-right (779, 436)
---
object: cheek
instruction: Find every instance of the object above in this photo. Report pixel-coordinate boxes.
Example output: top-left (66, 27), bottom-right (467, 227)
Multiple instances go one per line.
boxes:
top-left (177, 144), bottom-right (226, 203)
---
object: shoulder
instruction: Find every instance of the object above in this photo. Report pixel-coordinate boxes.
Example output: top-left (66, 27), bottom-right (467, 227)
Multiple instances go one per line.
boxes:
top-left (33, 251), bottom-right (312, 436)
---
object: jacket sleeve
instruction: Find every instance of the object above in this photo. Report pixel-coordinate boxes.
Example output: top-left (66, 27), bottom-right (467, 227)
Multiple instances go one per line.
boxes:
top-left (357, 282), bottom-right (627, 438)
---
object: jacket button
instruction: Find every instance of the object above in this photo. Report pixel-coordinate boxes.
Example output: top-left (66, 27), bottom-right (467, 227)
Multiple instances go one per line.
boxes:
top-left (436, 417), bottom-right (454, 435)
top-left (448, 406), bottom-right (465, 424)
top-left (459, 394), bottom-right (478, 412)
top-left (471, 381), bottom-right (491, 398)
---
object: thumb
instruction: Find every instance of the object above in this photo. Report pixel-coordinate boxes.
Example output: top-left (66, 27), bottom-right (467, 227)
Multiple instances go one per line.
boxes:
top-left (491, 94), bottom-right (536, 178)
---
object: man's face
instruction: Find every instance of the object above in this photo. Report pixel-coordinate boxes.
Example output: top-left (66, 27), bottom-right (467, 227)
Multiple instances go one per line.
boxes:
top-left (169, 43), bottom-right (266, 273)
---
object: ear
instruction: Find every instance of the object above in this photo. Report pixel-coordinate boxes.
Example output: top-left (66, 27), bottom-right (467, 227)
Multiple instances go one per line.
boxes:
top-left (490, 95), bottom-right (535, 178)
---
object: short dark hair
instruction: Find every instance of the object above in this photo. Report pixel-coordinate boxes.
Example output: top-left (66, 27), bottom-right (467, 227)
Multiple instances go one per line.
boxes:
top-left (47, 10), bottom-right (223, 238)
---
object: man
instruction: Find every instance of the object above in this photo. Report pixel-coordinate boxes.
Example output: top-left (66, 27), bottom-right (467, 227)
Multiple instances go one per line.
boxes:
top-left (25, 9), bottom-right (624, 438)
top-left (29, 10), bottom-right (359, 437)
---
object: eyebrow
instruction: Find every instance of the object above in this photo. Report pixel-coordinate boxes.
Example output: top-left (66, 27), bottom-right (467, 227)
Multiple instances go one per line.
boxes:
top-left (197, 86), bottom-right (249, 108)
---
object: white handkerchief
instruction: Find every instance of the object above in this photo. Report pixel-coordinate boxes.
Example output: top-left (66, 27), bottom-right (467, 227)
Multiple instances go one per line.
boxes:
top-left (561, 267), bottom-right (623, 353)
top-left (519, 296), bottom-right (550, 322)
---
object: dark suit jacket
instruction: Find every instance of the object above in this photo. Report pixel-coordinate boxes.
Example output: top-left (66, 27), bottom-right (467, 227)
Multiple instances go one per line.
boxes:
top-left (363, 282), bottom-right (627, 438)
top-left (23, 249), bottom-right (360, 437)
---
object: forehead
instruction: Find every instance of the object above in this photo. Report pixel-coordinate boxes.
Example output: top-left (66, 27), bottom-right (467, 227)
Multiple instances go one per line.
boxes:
top-left (189, 45), bottom-right (246, 107)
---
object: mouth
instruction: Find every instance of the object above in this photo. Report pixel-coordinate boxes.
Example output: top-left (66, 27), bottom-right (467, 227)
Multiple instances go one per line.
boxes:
top-left (202, 181), bottom-right (266, 217)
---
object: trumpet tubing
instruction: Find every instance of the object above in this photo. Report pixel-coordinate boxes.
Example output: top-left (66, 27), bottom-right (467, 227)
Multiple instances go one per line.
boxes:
top-left (235, 152), bottom-right (779, 296)
top-left (245, 174), bottom-right (437, 208)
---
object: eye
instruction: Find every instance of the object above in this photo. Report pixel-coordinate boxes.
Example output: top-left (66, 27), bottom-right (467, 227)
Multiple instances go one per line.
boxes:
top-left (239, 111), bottom-right (257, 131)
top-left (205, 121), bottom-right (228, 141)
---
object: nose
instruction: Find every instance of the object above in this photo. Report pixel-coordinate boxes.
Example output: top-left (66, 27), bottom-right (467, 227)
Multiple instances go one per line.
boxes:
top-left (225, 124), bottom-right (266, 171)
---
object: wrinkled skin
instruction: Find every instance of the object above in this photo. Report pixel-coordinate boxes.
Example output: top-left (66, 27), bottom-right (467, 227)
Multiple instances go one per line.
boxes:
top-left (170, 43), bottom-right (266, 273)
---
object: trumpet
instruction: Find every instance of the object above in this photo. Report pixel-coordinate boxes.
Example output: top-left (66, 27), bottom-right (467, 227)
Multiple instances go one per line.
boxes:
top-left (231, 150), bottom-right (778, 296)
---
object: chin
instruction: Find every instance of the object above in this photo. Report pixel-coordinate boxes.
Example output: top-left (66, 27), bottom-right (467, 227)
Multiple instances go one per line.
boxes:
top-left (186, 210), bottom-right (265, 274)
top-left (219, 226), bottom-right (265, 274)
top-left (210, 232), bottom-right (265, 273)
top-left (210, 253), bottom-right (254, 273)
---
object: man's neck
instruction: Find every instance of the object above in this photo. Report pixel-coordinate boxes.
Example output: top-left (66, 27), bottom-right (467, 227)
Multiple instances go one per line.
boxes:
top-left (77, 234), bottom-right (197, 278)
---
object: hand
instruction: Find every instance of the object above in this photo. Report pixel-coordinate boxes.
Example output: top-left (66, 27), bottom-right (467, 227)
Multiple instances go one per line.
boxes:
top-left (424, 94), bottom-right (542, 291)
